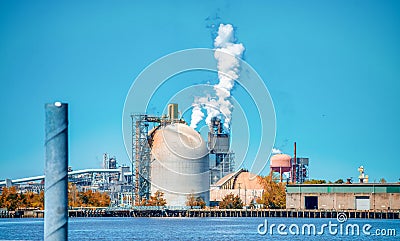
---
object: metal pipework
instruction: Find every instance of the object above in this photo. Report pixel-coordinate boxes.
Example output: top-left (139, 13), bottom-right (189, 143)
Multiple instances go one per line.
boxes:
top-left (44, 102), bottom-right (68, 241)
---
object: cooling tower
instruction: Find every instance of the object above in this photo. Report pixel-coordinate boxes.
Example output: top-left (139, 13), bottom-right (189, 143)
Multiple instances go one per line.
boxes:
top-left (150, 123), bottom-right (210, 206)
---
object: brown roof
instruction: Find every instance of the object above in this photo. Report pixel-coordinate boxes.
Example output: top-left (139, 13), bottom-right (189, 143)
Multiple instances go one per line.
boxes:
top-left (214, 169), bottom-right (263, 190)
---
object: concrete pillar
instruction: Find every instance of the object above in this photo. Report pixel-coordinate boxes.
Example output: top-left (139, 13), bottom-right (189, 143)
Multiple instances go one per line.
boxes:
top-left (44, 102), bottom-right (68, 241)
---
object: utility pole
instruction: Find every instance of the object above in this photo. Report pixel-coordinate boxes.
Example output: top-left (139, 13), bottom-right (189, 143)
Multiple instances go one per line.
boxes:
top-left (44, 102), bottom-right (68, 241)
top-left (244, 187), bottom-right (247, 206)
top-left (238, 183), bottom-right (241, 200)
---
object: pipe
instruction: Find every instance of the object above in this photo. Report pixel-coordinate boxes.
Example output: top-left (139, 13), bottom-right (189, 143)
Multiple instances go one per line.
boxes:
top-left (44, 102), bottom-right (68, 241)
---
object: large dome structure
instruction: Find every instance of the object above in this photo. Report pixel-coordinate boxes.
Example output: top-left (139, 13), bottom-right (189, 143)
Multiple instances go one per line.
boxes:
top-left (150, 123), bottom-right (210, 206)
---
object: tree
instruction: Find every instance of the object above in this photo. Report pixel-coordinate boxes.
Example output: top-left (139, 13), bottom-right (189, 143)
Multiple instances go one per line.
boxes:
top-left (257, 173), bottom-right (286, 209)
top-left (303, 179), bottom-right (326, 184)
top-left (147, 190), bottom-right (167, 206)
top-left (68, 183), bottom-right (81, 207)
top-left (23, 191), bottom-right (43, 209)
top-left (0, 185), bottom-right (111, 210)
top-left (379, 178), bottom-right (387, 183)
top-left (334, 179), bottom-right (344, 184)
top-left (0, 187), bottom-right (20, 211)
top-left (77, 189), bottom-right (110, 207)
top-left (68, 183), bottom-right (110, 207)
top-left (35, 191), bottom-right (44, 209)
top-left (139, 197), bottom-right (149, 206)
top-left (219, 193), bottom-right (243, 209)
top-left (186, 194), bottom-right (206, 208)
top-left (249, 199), bottom-right (256, 209)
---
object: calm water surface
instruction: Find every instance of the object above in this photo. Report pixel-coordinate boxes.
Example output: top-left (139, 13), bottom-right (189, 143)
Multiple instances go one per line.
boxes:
top-left (0, 217), bottom-right (398, 240)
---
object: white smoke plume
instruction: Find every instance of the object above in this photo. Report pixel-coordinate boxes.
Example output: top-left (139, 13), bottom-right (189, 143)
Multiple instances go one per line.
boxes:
top-left (272, 148), bottom-right (282, 154)
top-left (190, 24), bottom-right (245, 130)
top-left (190, 104), bottom-right (204, 129)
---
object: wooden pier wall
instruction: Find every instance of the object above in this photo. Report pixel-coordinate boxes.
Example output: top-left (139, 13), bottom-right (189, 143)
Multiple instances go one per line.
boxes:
top-left (1, 209), bottom-right (399, 219)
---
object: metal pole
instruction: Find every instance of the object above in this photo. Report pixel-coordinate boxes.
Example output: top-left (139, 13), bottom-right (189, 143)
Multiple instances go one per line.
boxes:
top-left (244, 187), bottom-right (247, 206)
top-left (293, 142), bottom-right (297, 183)
top-left (44, 102), bottom-right (68, 241)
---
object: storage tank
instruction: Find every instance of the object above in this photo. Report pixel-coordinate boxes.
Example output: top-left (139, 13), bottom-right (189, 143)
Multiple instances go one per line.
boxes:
top-left (270, 154), bottom-right (292, 172)
top-left (270, 154), bottom-right (292, 182)
top-left (150, 123), bottom-right (210, 206)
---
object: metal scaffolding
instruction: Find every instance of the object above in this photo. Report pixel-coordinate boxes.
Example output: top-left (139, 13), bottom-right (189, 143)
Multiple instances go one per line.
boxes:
top-left (131, 114), bottom-right (152, 205)
top-left (210, 152), bottom-right (235, 185)
top-left (208, 117), bottom-right (235, 185)
top-left (293, 157), bottom-right (309, 184)
top-left (131, 113), bottom-right (184, 204)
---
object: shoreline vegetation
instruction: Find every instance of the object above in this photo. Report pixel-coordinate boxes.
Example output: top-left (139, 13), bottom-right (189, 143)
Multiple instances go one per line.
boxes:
top-left (0, 176), bottom-right (399, 219)
top-left (0, 184), bottom-right (111, 212)
top-left (0, 173), bottom-right (287, 212)
top-left (0, 173), bottom-right (378, 215)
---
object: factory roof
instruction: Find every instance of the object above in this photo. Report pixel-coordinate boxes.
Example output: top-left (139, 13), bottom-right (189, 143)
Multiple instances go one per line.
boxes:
top-left (287, 183), bottom-right (400, 194)
top-left (213, 169), bottom-right (263, 190)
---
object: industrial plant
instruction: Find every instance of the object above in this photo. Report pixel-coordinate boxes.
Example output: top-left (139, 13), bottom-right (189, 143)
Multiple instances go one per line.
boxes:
top-left (1, 102), bottom-right (399, 216)
top-left (0, 102), bottom-right (311, 209)
top-left (0, 103), bottom-right (237, 208)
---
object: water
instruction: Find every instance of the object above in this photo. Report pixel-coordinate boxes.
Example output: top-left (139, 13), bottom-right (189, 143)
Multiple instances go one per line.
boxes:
top-left (0, 217), bottom-right (398, 240)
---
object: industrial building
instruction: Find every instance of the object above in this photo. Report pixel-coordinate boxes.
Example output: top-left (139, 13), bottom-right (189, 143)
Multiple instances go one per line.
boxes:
top-left (131, 103), bottom-right (235, 206)
top-left (210, 169), bottom-right (264, 206)
top-left (286, 183), bottom-right (400, 210)
top-left (208, 117), bottom-right (235, 185)
top-left (0, 154), bottom-right (134, 207)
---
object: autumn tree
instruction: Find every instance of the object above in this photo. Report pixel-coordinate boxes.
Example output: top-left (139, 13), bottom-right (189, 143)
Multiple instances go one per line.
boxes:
top-left (77, 190), bottom-right (110, 207)
top-left (68, 183), bottom-right (81, 207)
top-left (147, 190), bottom-right (167, 206)
top-left (35, 191), bottom-right (44, 209)
top-left (139, 197), bottom-right (149, 206)
top-left (249, 199), bottom-right (256, 209)
top-left (21, 191), bottom-right (44, 209)
top-left (23, 192), bottom-right (35, 208)
top-left (379, 178), bottom-right (387, 183)
top-left (219, 193), bottom-right (243, 209)
top-left (0, 184), bottom-right (110, 210)
top-left (0, 187), bottom-right (21, 211)
top-left (186, 194), bottom-right (206, 208)
top-left (257, 173), bottom-right (286, 209)
top-left (67, 182), bottom-right (110, 207)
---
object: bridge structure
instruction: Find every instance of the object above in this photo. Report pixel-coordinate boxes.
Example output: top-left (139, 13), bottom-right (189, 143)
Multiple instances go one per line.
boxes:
top-left (0, 169), bottom-right (132, 186)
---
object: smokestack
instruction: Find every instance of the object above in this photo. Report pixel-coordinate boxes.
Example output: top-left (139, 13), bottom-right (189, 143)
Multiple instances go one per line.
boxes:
top-left (44, 102), bottom-right (68, 241)
top-left (292, 142), bottom-right (297, 183)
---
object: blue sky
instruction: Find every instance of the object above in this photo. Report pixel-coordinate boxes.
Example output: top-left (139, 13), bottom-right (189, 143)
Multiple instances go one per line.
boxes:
top-left (1, 1), bottom-right (399, 182)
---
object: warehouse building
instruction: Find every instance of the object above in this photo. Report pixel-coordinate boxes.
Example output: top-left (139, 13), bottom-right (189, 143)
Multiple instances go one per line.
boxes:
top-left (286, 183), bottom-right (400, 210)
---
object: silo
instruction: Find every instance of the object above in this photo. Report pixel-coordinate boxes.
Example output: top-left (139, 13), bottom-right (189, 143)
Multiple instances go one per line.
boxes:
top-left (150, 123), bottom-right (210, 206)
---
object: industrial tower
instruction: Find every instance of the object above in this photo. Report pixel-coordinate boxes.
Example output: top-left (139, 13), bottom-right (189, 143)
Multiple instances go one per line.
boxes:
top-left (208, 117), bottom-right (235, 185)
top-left (131, 114), bottom-right (152, 205)
top-left (131, 104), bottom-right (185, 205)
